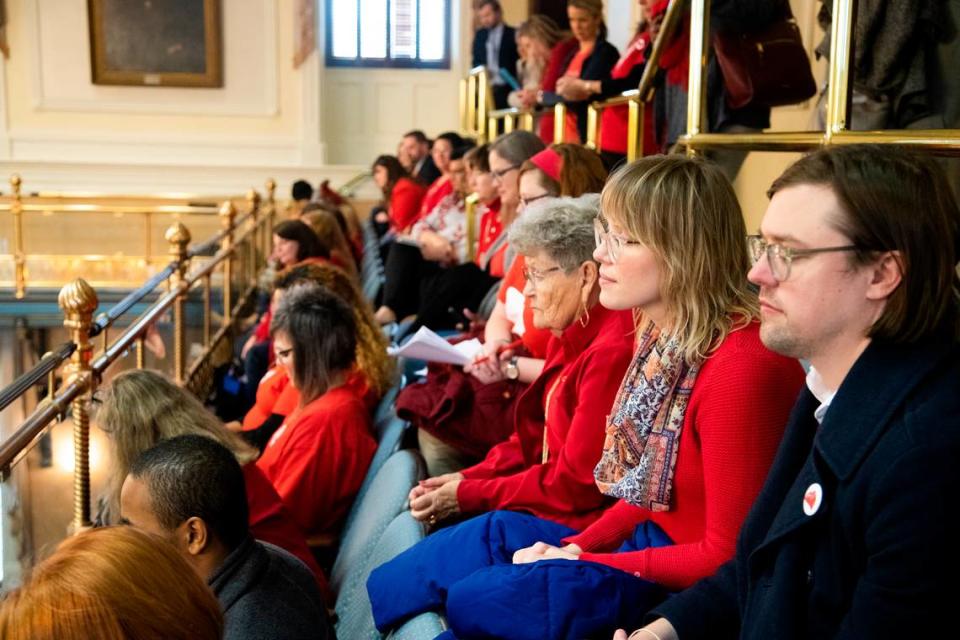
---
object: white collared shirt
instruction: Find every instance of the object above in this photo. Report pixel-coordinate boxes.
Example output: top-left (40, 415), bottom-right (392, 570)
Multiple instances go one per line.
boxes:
top-left (805, 366), bottom-right (837, 424)
top-left (486, 23), bottom-right (505, 85)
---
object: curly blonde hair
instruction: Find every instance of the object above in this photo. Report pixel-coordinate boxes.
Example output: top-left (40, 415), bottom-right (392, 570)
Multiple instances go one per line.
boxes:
top-left (275, 262), bottom-right (396, 397)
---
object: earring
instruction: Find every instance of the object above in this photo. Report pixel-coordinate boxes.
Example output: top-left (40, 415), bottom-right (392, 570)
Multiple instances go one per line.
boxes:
top-left (578, 301), bottom-right (590, 328)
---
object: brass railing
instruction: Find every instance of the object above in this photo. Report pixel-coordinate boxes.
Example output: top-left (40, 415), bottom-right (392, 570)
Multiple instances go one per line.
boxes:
top-left (681, 0), bottom-right (960, 154)
top-left (460, 66), bottom-right (494, 143)
top-left (0, 179), bottom-right (244, 299)
top-left (0, 179), bottom-right (277, 533)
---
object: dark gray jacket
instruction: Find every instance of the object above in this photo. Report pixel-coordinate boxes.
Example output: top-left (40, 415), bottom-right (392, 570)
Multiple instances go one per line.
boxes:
top-left (209, 537), bottom-right (334, 640)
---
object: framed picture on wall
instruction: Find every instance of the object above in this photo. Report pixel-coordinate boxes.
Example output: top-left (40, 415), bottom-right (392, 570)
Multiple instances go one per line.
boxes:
top-left (87, 0), bottom-right (223, 87)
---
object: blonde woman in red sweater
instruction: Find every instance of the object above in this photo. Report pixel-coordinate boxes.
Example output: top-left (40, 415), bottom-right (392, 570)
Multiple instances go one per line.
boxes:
top-left (368, 155), bottom-right (804, 640)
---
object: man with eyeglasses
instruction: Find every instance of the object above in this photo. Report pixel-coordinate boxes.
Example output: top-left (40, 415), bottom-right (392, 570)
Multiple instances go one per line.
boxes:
top-left (623, 145), bottom-right (960, 640)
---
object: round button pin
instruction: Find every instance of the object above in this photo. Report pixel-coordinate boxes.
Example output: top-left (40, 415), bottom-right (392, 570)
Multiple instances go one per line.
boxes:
top-left (802, 483), bottom-right (822, 516)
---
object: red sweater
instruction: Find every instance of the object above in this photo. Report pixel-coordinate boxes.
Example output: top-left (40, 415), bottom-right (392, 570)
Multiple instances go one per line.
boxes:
top-left (563, 322), bottom-right (804, 590)
top-left (243, 463), bottom-right (331, 603)
top-left (390, 177), bottom-right (427, 231)
top-left (256, 385), bottom-right (376, 537)
top-left (457, 305), bottom-right (635, 530)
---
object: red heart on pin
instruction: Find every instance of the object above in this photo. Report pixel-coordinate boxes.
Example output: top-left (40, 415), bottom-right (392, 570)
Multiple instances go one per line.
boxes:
top-left (804, 490), bottom-right (817, 509)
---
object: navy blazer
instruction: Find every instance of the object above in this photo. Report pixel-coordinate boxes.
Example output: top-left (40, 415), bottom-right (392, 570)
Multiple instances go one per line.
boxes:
top-left (471, 24), bottom-right (519, 78)
top-left (653, 336), bottom-right (960, 639)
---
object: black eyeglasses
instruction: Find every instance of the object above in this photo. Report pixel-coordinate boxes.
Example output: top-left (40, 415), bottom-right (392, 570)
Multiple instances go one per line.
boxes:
top-left (520, 193), bottom-right (550, 208)
top-left (491, 164), bottom-right (520, 180)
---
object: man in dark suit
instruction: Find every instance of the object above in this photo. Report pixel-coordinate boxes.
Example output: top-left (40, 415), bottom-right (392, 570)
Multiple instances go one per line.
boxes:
top-left (471, 0), bottom-right (519, 110)
top-left (400, 130), bottom-right (440, 185)
top-left (621, 145), bottom-right (960, 639)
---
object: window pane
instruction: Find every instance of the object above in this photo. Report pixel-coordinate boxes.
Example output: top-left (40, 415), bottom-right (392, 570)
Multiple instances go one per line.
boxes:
top-left (418, 0), bottom-right (445, 61)
top-left (360, 0), bottom-right (388, 58)
top-left (391, 0), bottom-right (417, 59)
top-left (331, 0), bottom-right (359, 58)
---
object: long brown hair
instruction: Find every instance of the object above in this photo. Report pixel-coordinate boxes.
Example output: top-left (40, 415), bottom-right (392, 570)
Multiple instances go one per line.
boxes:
top-left (97, 369), bottom-right (257, 525)
top-left (602, 155), bottom-right (758, 363)
top-left (275, 263), bottom-right (396, 398)
top-left (0, 527), bottom-right (222, 640)
top-left (302, 209), bottom-right (359, 279)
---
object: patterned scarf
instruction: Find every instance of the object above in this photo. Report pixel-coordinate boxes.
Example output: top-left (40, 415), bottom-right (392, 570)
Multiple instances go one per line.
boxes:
top-left (593, 319), bottom-right (700, 511)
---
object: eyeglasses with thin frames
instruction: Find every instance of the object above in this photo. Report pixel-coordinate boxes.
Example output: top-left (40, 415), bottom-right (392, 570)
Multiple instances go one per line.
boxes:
top-left (594, 215), bottom-right (642, 263)
top-left (522, 265), bottom-right (561, 284)
top-left (747, 235), bottom-right (860, 282)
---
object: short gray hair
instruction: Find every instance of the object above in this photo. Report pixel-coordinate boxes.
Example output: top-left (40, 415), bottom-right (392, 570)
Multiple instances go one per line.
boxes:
top-left (489, 130), bottom-right (545, 166)
top-left (508, 194), bottom-right (600, 272)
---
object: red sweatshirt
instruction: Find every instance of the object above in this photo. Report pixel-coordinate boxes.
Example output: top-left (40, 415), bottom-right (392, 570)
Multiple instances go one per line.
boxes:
top-left (563, 322), bottom-right (804, 590)
top-left (256, 385), bottom-right (376, 537)
top-left (390, 177), bottom-right (427, 232)
top-left (242, 463), bottom-right (332, 604)
top-left (457, 305), bottom-right (636, 530)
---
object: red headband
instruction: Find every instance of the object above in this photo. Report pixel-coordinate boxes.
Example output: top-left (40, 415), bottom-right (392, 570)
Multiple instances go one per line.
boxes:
top-left (530, 148), bottom-right (563, 184)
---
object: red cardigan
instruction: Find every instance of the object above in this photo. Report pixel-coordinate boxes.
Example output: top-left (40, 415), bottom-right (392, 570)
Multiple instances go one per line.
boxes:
top-left (390, 177), bottom-right (427, 231)
top-left (564, 321), bottom-right (804, 590)
top-left (255, 385), bottom-right (376, 537)
top-left (243, 463), bottom-right (331, 603)
top-left (457, 305), bottom-right (636, 530)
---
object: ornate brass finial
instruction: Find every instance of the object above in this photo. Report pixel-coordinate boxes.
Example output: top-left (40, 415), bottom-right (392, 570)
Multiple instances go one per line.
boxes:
top-left (219, 200), bottom-right (237, 228)
top-left (265, 178), bottom-right (276, 199)
top-left (247, 188), bottom-right (261, 206)
top-left (165, 221), bottom-right (191, 246)
top-left (58, 278), bottom-right (99, 317)
top-left (10, 174), bottom-right (21, 193)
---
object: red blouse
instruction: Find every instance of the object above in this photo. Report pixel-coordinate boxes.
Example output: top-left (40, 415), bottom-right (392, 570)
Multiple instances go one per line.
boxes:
top-left (457, 305), bottom-right (636, 530)
top-left (390, 177), bottom-right (427, 232)
top-left (417, 175), bottom-right (453, 223)
top-left (564, 322), bottom-right (805, 590)
top-left (255, 385), bottom-right (376, 537)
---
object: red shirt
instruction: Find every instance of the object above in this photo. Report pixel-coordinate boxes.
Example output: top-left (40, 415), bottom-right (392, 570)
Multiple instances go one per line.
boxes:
top-left (243, 463), bottom-right (331, 604)
top-left (243, 367), bottom-right (376, 431)
top-left (496, 256), bottom-right (552, 359)
top-left (599, 33), bottom-right (658, 155)
top-left (457, 305), bottom-right (636, 530)
top-left (256, 385), bottom-right (376, 537)
top-left (476, 200), bottom-right (507, 278)
top-left (390, 177), bottom-right (427, 231)
top-left (564, 322), bottom-right (804, 590)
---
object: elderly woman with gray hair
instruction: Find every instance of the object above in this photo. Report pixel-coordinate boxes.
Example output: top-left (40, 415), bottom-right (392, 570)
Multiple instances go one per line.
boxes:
top-left (367, 195), bottom-right (636, 629)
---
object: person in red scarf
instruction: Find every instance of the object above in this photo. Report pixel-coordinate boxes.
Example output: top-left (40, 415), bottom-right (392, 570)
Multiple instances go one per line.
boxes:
top-left (367, 156), bottom-right (803, 640)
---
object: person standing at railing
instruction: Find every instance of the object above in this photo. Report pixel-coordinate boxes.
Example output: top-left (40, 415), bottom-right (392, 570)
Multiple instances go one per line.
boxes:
top-left (538, 0), bottom-right (619, 144)
top-left (472, 0), bottom-right (520, 110)
top-left (508, 15), bottom-right (566, 111)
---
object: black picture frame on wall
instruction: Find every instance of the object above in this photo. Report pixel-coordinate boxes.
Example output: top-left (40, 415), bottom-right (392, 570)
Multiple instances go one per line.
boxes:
top-left (87, 0), bottom-right (223, 88)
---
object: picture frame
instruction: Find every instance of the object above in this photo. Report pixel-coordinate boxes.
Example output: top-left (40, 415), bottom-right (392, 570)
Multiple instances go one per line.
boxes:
top-left (87, 0), bottom-right (223, 88)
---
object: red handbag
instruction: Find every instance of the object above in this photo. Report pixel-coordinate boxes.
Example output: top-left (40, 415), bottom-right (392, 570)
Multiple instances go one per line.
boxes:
top-left (712, 18), bottom-right (817, 110)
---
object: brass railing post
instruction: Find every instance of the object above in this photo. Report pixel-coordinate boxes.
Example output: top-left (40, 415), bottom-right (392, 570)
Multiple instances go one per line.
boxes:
top-left (219, 201), bottom-right (236, 326)
top-left (467, 74), bottom-right (478, 138)
top-left (58, 278), bottom-right (98, 532)
top-left (553, 103), bottom-right (567, 144)
top-left (488, 116), bottom-right (498, 141)
top-left (459, 78), bottom-right (468, 133)
top-left (520, 111), bottom-right (534, 132)
top-left (825, 0), bottom-right (855, 139)
top-left (686, 0), bottom-right (710, 156)
top-left (504, 114), bottom-right (515, 133)
top-left (165, 222), bottom-right (191, 384)
top-left (465, 193), bottom-right (479, 263)
top-left (247, 188), bottom-right (261, 280)
top-left (477, 68), bottom-right (490, 142)
top-left (11, 175), bottom-right (26, 299)
top-left (265, 179), bottom-right (277, 259)
top-left (627, 98), bottom-right (643, 161)
top-left (586, 104), bottom-right (600, 150)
